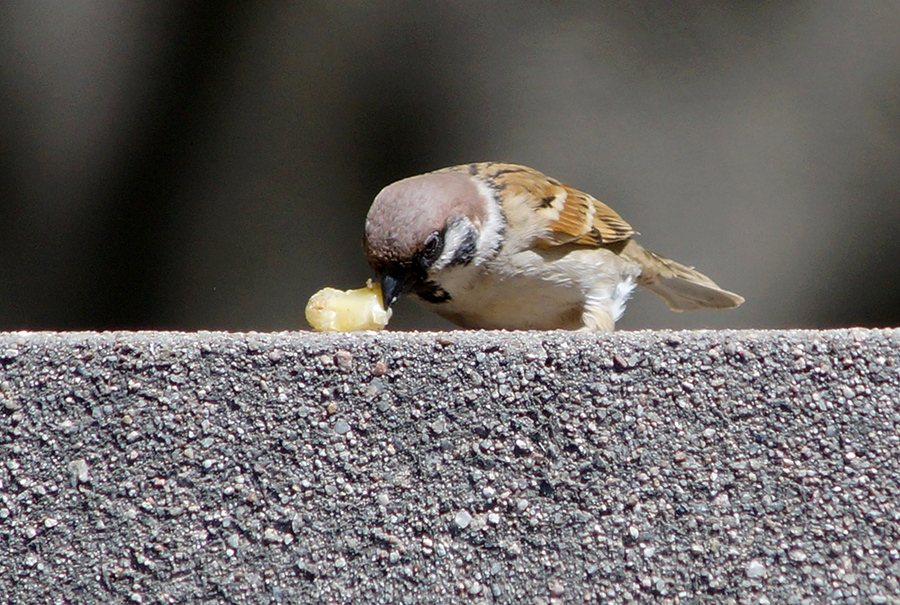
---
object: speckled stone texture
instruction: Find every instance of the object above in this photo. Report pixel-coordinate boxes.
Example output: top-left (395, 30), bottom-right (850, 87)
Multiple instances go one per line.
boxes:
top-left (0, 329), bottom-right (898, 604)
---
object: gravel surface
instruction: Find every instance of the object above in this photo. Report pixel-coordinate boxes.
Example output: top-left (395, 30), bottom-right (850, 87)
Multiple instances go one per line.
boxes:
top-left (1, 329), bottom-right (899, 604)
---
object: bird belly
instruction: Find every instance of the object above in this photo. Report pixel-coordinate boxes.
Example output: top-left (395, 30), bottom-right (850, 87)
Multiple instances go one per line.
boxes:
top-left (426, 274), bottom-right (584, 330)
top-left (418, 248), bottom-right (640, 330)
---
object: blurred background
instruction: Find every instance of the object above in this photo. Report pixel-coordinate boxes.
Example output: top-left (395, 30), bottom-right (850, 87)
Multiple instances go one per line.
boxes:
top-left (1, 1), bottom-right (898, 332)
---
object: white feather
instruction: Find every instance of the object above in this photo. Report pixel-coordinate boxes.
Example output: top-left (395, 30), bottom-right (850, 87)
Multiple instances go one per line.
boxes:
top-left (432, 219), bottom-right (473, 271)
top-left (471, 177), bottom-right (505, 264)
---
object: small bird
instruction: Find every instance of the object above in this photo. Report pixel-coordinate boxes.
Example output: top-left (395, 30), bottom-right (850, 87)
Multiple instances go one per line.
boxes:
top-left (363, 162), bottom-right (743, 331)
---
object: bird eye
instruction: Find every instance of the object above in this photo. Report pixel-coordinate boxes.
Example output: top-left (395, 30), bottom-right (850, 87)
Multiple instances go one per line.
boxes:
top-left (420, 232), bottom-right (443, 266)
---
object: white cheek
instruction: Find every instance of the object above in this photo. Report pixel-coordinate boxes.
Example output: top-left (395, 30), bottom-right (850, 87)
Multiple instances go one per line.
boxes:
top-left (471, 179), bottom-right (505, 263)
top-left (431, 220), bottom-right (472, 271)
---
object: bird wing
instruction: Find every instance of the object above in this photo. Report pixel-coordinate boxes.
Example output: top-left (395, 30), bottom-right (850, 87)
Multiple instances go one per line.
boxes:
top-left (464, 162), bottom-right (635, 248)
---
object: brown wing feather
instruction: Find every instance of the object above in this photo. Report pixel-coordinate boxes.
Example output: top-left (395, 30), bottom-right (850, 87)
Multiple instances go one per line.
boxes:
top-left (561, 185), bottom-right (635, 246)
top-left (448, 162), bottom-right (634, 248)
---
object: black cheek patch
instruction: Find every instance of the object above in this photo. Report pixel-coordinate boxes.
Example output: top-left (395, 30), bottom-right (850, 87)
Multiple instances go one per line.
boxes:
top-left (414, 281), bottom-right (452, 304)
top-left (446, 230), bottom-right (477, 268)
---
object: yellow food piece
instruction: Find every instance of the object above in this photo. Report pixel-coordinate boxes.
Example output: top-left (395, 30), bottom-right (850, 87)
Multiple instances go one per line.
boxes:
top-left (305, 280), bottom-right (392, 332)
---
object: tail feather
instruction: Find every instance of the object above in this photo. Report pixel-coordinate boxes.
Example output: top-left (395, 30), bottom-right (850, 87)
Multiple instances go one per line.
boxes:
top-left (622, 242), bottom-right (744, 312)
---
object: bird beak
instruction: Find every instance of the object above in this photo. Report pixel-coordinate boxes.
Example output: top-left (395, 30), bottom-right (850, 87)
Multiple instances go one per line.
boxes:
top-left (380, 274), bottom-right (405, 309)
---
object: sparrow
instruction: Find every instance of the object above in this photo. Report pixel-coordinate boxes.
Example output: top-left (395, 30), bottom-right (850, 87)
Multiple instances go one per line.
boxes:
top-left (363, 162), bottom-right (743, 331)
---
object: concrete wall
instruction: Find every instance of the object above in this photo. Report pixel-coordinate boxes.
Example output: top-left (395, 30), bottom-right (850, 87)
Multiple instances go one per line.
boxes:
top-left (1, 329), bottom-right (898, 603)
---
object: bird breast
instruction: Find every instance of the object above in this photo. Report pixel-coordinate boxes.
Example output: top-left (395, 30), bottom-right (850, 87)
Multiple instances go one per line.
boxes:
top-left (419, 247), bottom-right (641, 330)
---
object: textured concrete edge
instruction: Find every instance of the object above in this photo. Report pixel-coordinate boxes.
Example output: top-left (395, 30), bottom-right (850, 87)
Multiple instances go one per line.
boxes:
top-left (1, 326), bottom-right (899, 367)
top-left (1, 328), bottom-right (899, 604)
top-left (0, 326), bottom-right (897, 347)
